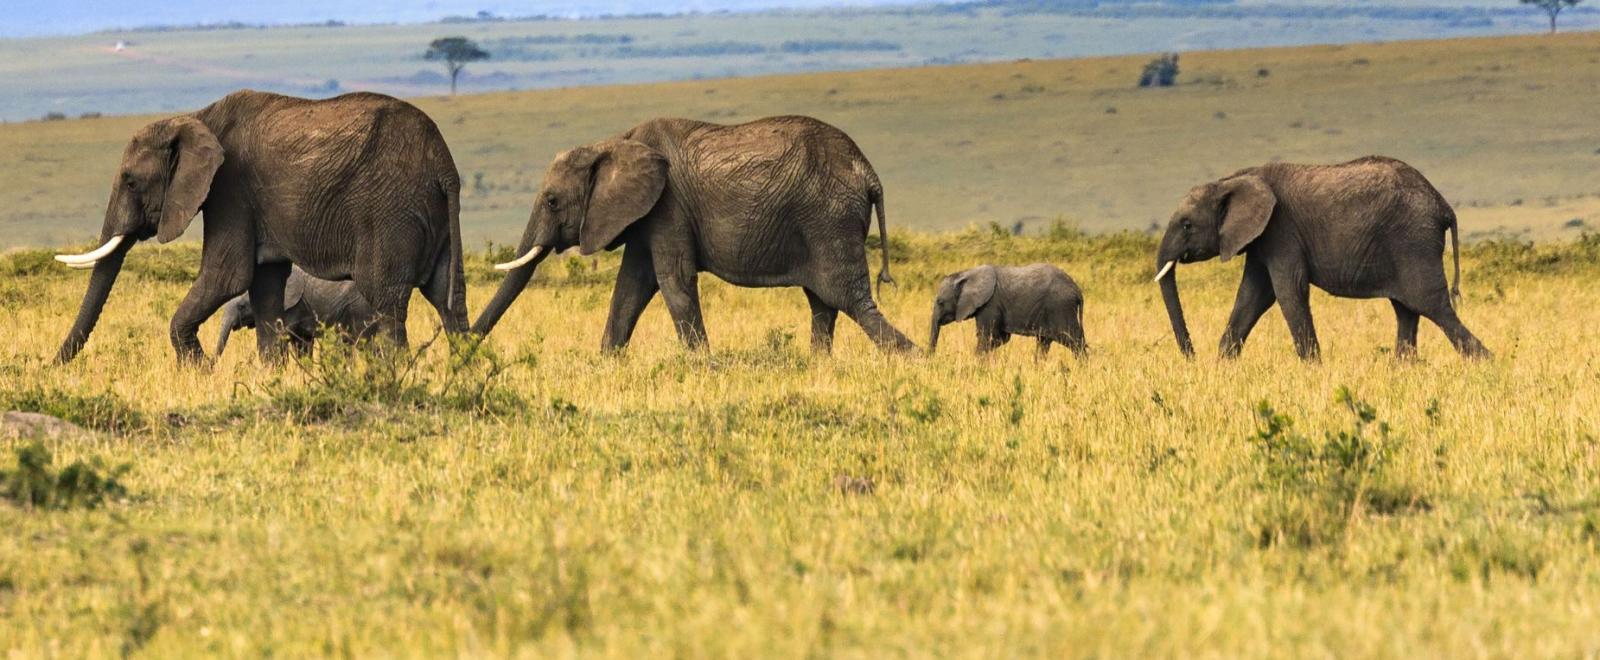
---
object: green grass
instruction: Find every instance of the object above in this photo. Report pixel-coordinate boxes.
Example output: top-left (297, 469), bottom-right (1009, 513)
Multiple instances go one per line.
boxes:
top-left (1, 231), bottom-right (1598, 655)
top-left (4, 32), bottom-right (1599, 252)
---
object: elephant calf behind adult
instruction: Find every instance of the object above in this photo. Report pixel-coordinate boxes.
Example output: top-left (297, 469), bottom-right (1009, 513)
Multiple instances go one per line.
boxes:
top-left (1153, 155), bottom-right (1489, 360)
top-left (214, 267), bottom-right (378, 357)
top-left (929, 264), bottom-right (1086, 357)
top-left (54, 90), bottom-right (467, 365)
top-left (473, 115), bottom-right (915, 354)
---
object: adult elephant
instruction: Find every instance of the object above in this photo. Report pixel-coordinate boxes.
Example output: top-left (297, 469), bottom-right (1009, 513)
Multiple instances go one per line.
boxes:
top-left (54, 90), bottom-right (466, 365)
top-left (473, 115), bottom-right (915, 354)
top-left (1153, 156), bottom-right (1490, 361)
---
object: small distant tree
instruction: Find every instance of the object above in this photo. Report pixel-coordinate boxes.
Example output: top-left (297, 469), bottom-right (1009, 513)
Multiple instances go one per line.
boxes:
top-left (1522, 0), bottom-right (1582, 33)
top-left (1138, 53), bottom-right (1180, 88)
top-left (425, 37), bottom-right (489, 96)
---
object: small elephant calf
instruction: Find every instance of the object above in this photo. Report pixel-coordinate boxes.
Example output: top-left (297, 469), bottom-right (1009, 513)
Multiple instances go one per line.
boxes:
top-left (214, 267), bottom-right (378, 358)
top-left (929, 264), bottom-right (1086, 356)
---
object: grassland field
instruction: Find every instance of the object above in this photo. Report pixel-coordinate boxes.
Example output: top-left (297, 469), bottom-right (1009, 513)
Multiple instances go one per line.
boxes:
top-left (2, 227), bottom-right (1599, 655)
top-left (1, 32), bottom-right (1599, 657)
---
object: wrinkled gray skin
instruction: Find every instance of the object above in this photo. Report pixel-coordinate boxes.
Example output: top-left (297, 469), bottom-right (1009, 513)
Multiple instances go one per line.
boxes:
top-left (1155, 156), bottom-right (1489, 361)
top-left (56, 90), bottom-right (467, 365)
top-left (929, 264), bottom-right (1086, 357)
top-left (473, 115), bottom-right (914, 354)
top-left (214, 267), bottom-right (379, 358)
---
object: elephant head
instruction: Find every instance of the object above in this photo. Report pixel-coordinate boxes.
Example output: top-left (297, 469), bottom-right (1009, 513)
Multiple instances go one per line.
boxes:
top-left (1154, 174), bottom-right (1275, 357)
top-left (214, 273), bottom-right (310, 358)
top-left (472, 139), bottom-right (668, 335)
top-left (55, 116), bottom-right (223, 363)
top-left (927, 266), bottom-right (997, 353)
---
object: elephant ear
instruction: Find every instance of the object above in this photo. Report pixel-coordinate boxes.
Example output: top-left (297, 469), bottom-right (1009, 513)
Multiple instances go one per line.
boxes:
top-left (579, 139), bottom-right (668, 255)
top-left (283, 269), bottom-right (307, 311)
top-left (954, 266), bottom-right (998, 320)
top-left (1216, 174), bottom-right (1275, 262)
top-left (157, 117), bottom-right (224, 244)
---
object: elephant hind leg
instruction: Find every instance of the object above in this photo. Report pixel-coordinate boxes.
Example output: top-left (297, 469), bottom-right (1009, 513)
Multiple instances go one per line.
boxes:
top-left (804, 289), bottom-right (838, 354)
top-left (421, 255), bottom-right (468, 336)
top-left (1035, 337), bottom-right (1051, 358)
top-left (1391, 299), bottom-right (1420, 360)
top-left (1408, 290), bottom-right (1491, 359)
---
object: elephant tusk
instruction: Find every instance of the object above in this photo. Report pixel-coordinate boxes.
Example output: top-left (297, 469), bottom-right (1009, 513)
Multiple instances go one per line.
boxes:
top-left (56, 235), bottom-right (126, 266)
top-left (1153, 260), bottom-right (1176, 282)
top-left (65, 261), bottom-right (98, 270)
top-left (494, 245), bottom-right (545, 271)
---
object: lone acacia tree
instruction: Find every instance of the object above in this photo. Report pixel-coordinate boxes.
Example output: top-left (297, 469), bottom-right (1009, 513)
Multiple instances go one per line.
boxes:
top-left (425, 37), bottom-right (489, 95)
top-left (1521, 0), bottom-right (1582, 33)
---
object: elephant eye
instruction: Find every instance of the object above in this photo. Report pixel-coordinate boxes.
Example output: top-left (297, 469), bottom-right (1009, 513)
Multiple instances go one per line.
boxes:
top-left (1181, 219), bottom-right (1192, 231)
top-left (545, 195), bottom-right (560, 210)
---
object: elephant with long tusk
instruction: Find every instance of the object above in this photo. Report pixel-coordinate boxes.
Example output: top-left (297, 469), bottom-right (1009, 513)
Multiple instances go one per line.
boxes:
top-left (474, 115), bottom-right (914, 355)
top-left (53, 90), bottom-right (469, 365)
top-left (1153, 155), bottom-right (1490, 361)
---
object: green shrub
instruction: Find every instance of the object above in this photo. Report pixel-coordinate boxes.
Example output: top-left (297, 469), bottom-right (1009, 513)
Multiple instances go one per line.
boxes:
top-left (0, 442), bottom-right (130, 511)
top-left (1251, 386), bottom-right (1422, 549)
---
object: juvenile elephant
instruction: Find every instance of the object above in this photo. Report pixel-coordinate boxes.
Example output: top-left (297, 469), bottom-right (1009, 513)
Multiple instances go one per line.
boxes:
top-left (1154, 156), bottom-right (1489, 361)
top-left (928, 264), bottom-right (1086, 356)
top-left (214, 267), bottom-right (378, 358)
top-left (54, 90), bottom-right (466, 365)
top-left (472, 115), bottom-right (915, 354)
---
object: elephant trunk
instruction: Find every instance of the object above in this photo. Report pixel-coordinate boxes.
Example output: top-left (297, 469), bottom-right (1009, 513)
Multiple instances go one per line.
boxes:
top-left (55, 241), bottom-right (132, 363)
top-left (927, 306), bottom-right (943, 354)
top-left (1156, 235), bottom-right (1194, 358)
top-left (471, 222), bottom-right (552, 336)
top-left (215, 300), bottom-right (244, 357)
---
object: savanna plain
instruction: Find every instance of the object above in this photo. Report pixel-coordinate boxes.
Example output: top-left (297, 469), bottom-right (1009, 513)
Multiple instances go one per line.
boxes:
top-left (2, 32), bottom-right (1600, 657)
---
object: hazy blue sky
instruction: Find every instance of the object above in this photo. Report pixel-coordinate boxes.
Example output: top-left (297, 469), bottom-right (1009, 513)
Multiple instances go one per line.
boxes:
top-left (0, 1), bottom-right (926, 37)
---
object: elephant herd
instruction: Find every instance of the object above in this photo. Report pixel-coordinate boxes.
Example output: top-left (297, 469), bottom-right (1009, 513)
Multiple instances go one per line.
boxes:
top-left (52, 90), bottom-right (1489, 366)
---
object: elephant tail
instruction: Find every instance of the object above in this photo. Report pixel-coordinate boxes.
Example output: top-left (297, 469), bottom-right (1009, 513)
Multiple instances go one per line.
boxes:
top-left (869, 180), bottom-right (895, 296)
top-left (1448, 210), bottom-right (1461, 304)
top-left (443, 174), bottom-right (465, 316)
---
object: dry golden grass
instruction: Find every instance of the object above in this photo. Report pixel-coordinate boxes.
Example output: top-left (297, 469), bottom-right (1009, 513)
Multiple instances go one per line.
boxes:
top-left (1, 229), bottom-right (1598, 656)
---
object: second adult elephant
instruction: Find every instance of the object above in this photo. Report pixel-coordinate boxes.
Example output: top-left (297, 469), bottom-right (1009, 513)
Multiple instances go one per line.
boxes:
top-left (473, 115), bottom-right (915, 354)
top-left (1153, 156), bottom-right (1490, 360)
top-left (214, 267), bottom-right (379, 357)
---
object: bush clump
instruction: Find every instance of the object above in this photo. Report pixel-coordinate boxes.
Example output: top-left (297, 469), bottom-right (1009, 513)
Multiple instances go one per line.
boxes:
top-left (1139, 53), bottom-right (1180, 87)
top-left (264, 332), bottom-right (529, 424)
top-left (0, 442), bottom-right (130, 511)
top-left (1251, 386), bottom-right (1424, 548)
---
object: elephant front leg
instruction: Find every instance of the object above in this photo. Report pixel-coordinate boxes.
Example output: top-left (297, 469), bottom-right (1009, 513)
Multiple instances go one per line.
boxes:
top-left (653, 253), bottom-right (708, 350)
top-left (602, 245), bottom-right (661, 353)
top-left (170, 273), bottom-right (251, 366)
top-left (975, 324), bottom-right (1009, 355)
top-left (1219, 258), bottom-right (1276, 358)
top-left (1268, 267), bottom-right (1320, 361)
top-left (804, 289), bottom-right (838, 354)
top-left (249, 262), bottom-right (293, 365)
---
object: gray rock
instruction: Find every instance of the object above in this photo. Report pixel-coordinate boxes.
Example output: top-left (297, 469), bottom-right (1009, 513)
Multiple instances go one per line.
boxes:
top-left (1, 412), bottom-right (85, 440)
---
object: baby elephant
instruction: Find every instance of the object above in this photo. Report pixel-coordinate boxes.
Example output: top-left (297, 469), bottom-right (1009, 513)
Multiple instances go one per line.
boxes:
top-left (214, 267), bottom-right (378, 358)
top-left (929, 264), bottom-right (1086, 356)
